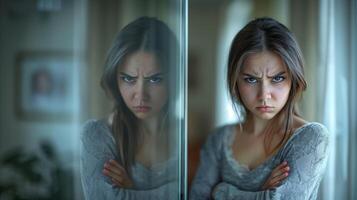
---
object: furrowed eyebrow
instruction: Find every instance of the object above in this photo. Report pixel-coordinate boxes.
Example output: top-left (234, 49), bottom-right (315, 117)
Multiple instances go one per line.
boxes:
top-left (144, 73), bottom-right (164, 79)
top-left (119, 72), bottom-right (137, 78)
top-left (267, 71), bottom-right (286, 78)
top-left (241, 73), bottom-right (262, 79)
top-left (241, 71), bottom-right (287, 78)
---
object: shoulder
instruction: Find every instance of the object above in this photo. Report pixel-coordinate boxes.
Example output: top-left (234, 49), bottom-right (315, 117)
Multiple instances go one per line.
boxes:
top-left (284, 122), bottom-right (330, 158)
top-left (202, 124), bottom-right (236, 153)
top-left (81, 119), bottom-right (114, 146)
top-left (292, 122), bottom-right (329, 143)
top-left (81, 119), bottom-right (107, 137)
top-left (207, 124), bottom-right (235, 143)
top-left (82, 119), bottom-right (103, 131)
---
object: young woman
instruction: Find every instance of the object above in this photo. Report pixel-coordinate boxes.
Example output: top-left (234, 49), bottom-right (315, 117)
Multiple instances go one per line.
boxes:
top-left (190, 17), bottom-right (330, 199)
top-left (80, 17), bottom-right (179, 199)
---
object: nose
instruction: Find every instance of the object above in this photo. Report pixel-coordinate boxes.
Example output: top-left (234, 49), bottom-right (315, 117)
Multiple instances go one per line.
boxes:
top-left (258, 82), bottom-right (272, 102)
top-left (133, 80), bottom-right (149, 103)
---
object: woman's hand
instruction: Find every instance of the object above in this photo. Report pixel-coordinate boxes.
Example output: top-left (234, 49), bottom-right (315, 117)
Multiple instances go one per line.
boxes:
top-left (103, 159), bottom-right (133, 188)
top-left (261, 161), bottom-right (290, 190)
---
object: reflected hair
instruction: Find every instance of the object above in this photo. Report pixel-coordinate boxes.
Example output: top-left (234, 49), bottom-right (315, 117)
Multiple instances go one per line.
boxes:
top-left (100, 17), bottom-right (177, 174)
top-left (227, 17), bottom-right (307, 155)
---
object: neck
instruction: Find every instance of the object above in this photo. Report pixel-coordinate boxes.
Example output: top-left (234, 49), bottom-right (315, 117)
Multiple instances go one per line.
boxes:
top-left (244, 112), bottom-right (288, 137)
top-left (243, 114), bottom-right (270, 136)
top-left (139, 116), bottom-right (162, 136)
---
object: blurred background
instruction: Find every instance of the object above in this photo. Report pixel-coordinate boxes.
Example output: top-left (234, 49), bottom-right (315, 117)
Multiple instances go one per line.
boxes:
top-left (0, 0), bottom-right (356, 199)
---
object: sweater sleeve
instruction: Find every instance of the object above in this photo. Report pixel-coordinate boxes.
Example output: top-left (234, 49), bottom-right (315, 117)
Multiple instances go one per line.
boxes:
top-left (80, 120), bottom-right (178, 200)
top-left (212, 123), bottom-right (330, 200)
top-left (190, 127), bottom-right (227, 200)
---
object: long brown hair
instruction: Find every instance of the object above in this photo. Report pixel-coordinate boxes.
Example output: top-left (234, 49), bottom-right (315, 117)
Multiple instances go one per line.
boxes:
top-left (100, 17), bottom-right (178, 174)
top-left (227, 17), bottom-right (307, 155)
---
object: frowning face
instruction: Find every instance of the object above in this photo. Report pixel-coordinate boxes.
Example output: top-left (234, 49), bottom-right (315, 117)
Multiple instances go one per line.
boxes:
top-left (238, 51), bottom-right (292, 121)
top-left (117, 51), bottom-right (168, 120)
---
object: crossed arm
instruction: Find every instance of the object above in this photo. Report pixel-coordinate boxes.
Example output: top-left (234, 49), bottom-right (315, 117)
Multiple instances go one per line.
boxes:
top-left (190, 124), bottom-right (329, 200)
top-left (80, 120), bottom-right (177, 200)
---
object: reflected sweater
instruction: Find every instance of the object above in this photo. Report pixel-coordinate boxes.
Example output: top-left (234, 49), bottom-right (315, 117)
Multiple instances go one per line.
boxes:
top-left (190, 122), bottom-right (329, 200)
top-left (80, 119), bottom-right (178, 200)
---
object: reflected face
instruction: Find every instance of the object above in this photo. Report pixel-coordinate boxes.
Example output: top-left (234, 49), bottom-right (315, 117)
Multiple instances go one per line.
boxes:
top-left (118, 51), bottom-right (168, 120)
top-left (237, 51), bottom-right (291, 120)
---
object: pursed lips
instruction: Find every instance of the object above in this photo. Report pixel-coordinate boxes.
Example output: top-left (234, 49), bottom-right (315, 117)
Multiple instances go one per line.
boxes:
top-left (133, 106), bottom-right (151, 112)
top-left (256, 106), bottom-right (274, 112)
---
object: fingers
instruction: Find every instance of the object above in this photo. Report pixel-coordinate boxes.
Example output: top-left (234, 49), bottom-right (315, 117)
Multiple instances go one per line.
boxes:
top-left (104, 160), bottom-right (125, 177)
top-left (268, 169), bottom-right (289, 186)
top-left (270, 161), bottom-right (289, 178)
top-left (102, 159), bottom-right (133, 188)
top-left (271, 161), bottom-right (288, 176)
top-left (103, 166), bottom-right (124, 184)
top-left (111, 177), bottom-right (124, 188)
top-left (265, 180), bottom-right (280, 189)
top-left (109, 159), bottom-right (126, 172)
top-left (103, 160), bottom-right (125, 183)
top-left (262, 161), bottom-right (290, 190)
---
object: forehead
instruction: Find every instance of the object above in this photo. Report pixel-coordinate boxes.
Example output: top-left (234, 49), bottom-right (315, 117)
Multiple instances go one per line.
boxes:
top-left (120, 51), bottom-right (161, 74)
top-left (241, 51), bottom-right (287, 75)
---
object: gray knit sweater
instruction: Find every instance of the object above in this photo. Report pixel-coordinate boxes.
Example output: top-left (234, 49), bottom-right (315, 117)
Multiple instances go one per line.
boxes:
top-left (80, 119), bottom-right (179, 200)
top-left (190, 122), bottom-right (329, 200)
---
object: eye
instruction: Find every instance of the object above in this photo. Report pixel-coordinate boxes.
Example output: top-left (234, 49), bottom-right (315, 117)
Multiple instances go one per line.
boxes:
top-left (272, 75), bottom-right (285, 83)
top-left (148, 76), bottom-right (163, 84)
top-left (120, 75), bottom-right (136, 83)
top-left (244, 77), bottom-right (258, 84)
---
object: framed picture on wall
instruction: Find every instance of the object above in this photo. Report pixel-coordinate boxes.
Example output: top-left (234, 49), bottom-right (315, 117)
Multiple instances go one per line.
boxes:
top-left (15, 51), bottom-right (75, 121)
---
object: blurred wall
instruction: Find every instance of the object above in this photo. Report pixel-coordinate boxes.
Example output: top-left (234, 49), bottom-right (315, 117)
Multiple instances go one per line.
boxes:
top-left (289, 0), bottom-right (319, 121)
top-left (0, 0), bottom-right (78, 164)
top-left (188, 0), bottom-right (224, 185)
top-left (0, 0), bottom-right (83, 198)
top-left (188, 0), bottom-right (225, 142)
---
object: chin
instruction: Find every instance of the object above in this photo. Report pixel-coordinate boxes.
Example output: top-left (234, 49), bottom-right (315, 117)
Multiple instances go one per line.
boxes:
top-left (134, 113), bottom-right (150, 119)
top-left (255, 112), bottom-right (277, 120)
top-left (136, 112), bottom-right (162, 121)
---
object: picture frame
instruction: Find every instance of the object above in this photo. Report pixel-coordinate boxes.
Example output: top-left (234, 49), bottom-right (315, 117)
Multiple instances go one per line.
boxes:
top-left (15, 51), bottom-right (75, 121)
